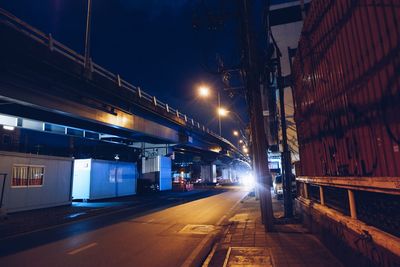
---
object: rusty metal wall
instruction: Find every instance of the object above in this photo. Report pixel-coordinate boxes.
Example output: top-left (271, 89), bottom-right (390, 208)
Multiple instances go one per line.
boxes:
top-left (293, 0), bottom-right (400, 177)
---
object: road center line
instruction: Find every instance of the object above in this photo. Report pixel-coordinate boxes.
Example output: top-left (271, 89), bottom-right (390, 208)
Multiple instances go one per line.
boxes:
top-left (67, 242), bottom-right (97, 255)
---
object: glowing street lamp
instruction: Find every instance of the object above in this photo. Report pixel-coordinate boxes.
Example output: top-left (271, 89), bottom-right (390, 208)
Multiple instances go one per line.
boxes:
top-left (217, 107), bottom-right (228, 117)
top-left (198, 86), bottom-right (210, 97)
top-left (197, 85), bottom-right (226, 136)
top-left (233, 130), bottom-right (239, 136)
top-left (239, 139), bottom-right (243, 144)
top-left (243, 146), bottom-right (249, 154)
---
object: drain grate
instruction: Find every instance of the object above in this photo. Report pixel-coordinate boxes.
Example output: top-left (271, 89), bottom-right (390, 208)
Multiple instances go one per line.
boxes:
top-left (179, 224), bottom-right (216, 235)
top-left (223, 247), bottom-right (273, 267)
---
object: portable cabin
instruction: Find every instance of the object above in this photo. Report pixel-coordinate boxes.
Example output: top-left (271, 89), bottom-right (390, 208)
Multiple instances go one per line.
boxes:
top-left (141, 156), bottom-right (172, 191)
top-left (0, 151), bottom-right (73, 212)
top-left (72, 158), bottom-right (137, 200)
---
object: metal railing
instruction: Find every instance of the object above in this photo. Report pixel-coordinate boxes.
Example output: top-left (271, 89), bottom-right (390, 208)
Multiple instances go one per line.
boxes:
top-left (0, 7), bottom-right (236, 149)
top-left (296, 175), bottom-right (400, 234)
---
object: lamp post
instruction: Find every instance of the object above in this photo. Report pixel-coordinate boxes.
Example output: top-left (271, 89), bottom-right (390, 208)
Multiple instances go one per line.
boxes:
top-left (84, 0), bottom-right (92, 69)
top-left (198, 86), bottom-right (227, 136)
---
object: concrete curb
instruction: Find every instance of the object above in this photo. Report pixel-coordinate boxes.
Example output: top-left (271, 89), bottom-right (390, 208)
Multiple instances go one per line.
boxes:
top-left (185, 191), bottom-right (250, 267)
top-left (181, 232), bottom-right (217, 267)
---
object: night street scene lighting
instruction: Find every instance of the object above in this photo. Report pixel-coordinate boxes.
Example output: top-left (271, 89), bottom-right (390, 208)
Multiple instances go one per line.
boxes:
top-left (0, 1), bottom-right (399, 267)
top-left (198, 86), bottom-right (210, 97)
top-left (217, 107), bottom-right (229, 117)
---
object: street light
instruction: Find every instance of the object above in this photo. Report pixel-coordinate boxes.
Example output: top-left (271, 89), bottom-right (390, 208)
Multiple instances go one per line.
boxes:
top-left (197, 85), bottom-right (224, 136)
top-left (84, 0), bottom-right (92, 69)
top-left (233, 130), bottom-right (239, 136)
top-left (198, 86), bottom-right (210, 97)
top-left (217, 107), bottom-right (228, 117)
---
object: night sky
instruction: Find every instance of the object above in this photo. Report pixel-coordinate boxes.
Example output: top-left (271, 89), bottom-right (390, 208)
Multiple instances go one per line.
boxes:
top-left (0, 0), bottom-right (291, 143)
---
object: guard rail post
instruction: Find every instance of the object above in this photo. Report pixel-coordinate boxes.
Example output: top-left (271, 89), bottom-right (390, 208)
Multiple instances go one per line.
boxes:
top-left (319, 186), bottom-right (325, 205)
top-left (348, 189), bottom-right (357, 219)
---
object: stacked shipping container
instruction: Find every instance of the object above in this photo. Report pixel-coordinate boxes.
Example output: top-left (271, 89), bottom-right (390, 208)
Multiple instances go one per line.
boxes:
top-left (293, 0), bottom-right (400, 177)
top-left (293, 2), bottom-right (400, 261)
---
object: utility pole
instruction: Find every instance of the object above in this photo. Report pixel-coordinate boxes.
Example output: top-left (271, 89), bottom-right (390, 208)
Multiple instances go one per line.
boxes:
top-left (218, 91), bottom-right (222, 136)
top-left (240, 0), bottom-right (274, 231)
top-left (276, 54), bottom-right (293, 218)
top-left (84, 0), bottom-right (92, 70)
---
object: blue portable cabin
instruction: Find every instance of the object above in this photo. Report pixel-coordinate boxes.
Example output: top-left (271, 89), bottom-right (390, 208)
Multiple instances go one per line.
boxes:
top-left (72, 158), bottom-right (137, 200)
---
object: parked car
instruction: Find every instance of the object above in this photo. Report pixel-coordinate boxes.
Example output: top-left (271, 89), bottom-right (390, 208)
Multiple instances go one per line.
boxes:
top-left (273, 174), bottom-right (296, 199)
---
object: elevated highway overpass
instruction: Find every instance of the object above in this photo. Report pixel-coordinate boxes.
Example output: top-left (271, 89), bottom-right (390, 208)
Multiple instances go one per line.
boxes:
top-left (0, 8), bottom-right (245, 161)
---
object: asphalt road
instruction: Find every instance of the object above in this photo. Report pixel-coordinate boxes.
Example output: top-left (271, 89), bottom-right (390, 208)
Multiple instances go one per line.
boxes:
top-left (0, 186), bottom-right (248, 267)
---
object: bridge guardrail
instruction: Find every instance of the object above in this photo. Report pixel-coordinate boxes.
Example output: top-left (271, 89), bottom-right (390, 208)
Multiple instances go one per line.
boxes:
top-left (0, 7), bottom-right (239, 149)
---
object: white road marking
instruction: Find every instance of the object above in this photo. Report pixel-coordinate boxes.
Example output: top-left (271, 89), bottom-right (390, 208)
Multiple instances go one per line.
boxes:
top-left (67, 242), bottom-right (97, 255)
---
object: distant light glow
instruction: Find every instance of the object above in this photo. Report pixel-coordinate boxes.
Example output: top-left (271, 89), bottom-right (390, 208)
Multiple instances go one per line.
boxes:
top-left (198, 86), bottom-right (210, 97)
top-left (210, 147), bottom-right (221, 153)
top-left (241, 172), bottom-right (255, 188)
top-left (233, 130), bottom-right (239, 136)
top-left (217, 107), bottom-right (228, 117)
top-left (3, 125), bottom-right (14, 131)
top-left (239, 139), bottom-right (243, 144)
top-left (243, 146), bottom-right (249, 153)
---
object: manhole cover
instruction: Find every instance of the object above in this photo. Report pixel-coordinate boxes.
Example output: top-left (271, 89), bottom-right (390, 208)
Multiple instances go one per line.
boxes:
top-left (223, 247), bottom-right (273, 267)
top-left (229, 213), bottom-right (250, 222)
top-left (179, 224), bottom-right (216, 235)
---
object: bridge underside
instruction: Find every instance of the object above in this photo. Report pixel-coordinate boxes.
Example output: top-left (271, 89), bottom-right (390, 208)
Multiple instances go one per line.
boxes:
top-left (0, 16), bottom-right (242, 159)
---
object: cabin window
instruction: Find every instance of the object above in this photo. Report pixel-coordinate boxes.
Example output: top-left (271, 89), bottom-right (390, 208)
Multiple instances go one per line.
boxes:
top-left (12, 165), bottom-right (44, 187)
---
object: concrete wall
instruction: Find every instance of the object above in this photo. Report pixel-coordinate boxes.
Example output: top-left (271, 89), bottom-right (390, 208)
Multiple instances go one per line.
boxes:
top-left (0, 151), bottom-right (72, 212)
top-left (295, 198), bottom-right (400, 267)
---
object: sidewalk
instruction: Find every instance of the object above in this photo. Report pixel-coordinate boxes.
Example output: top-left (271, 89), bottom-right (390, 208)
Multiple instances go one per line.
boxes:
top-left (204, 194), bottom-right (344, 267)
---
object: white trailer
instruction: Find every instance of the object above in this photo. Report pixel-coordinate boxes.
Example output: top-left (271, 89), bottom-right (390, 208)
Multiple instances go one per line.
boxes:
top-left (72, 159), bottom-right (137, 200)
top-left (0, 151), bottom-right (73, 213)
top-left (141, 156), bottom-right (172, 191)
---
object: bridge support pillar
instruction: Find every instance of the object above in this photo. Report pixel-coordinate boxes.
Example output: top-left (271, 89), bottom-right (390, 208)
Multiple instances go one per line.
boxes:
top-left (200, 164), bottom-right (216, 183)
